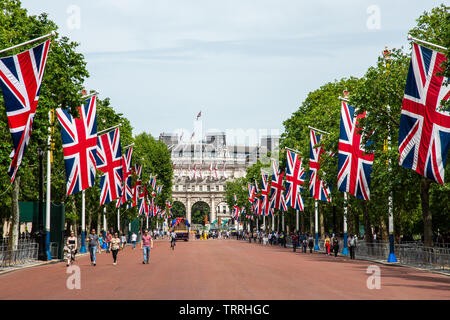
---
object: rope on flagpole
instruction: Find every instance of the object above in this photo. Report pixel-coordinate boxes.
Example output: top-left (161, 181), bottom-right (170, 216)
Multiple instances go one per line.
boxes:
top-left (0, 31), bottom-right (56, 54)
top-left (0, 183), bottom-right (12, 196)
top-left (407, 35), bottom-right (447, 52)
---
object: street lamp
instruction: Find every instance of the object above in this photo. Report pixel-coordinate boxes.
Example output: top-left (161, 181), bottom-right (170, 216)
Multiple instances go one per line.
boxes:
top-left (36, 143), bottom-right (47, 261)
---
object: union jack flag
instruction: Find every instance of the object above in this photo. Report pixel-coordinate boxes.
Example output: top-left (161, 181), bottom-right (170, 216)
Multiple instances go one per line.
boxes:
top-left (134, 164), bottom-right (142, 179)
top-left (56, 96), bottom-right (98, 195)
top-left (260, 173), bottom-right (273, 216)
top-left (309, 129), bottom-right (331, 202)
top-left (96, 128), bottom-right (123, 205)
top-left (285, 150), bottom-right (306, 211)
top-left (0, 40), bottom-right (51, 182)
top-left (166, 201), bottom-right (173, 216)
top-left (117, 146), bottom-right (133, 207)
top-left (248, 184), bottom-right (255, 203)
top-left (269, 160), bottom-right (287, 211)
top-left (138, 185), bottom-right (148, 216)
top-left (149, 175), bottom-right (157, 190)
top-left (399, 43), bottom-right (450, 184)
top-left (131, 178), bottom-right (141, 208)
top-left (338, 101), bottom-right (374, 200)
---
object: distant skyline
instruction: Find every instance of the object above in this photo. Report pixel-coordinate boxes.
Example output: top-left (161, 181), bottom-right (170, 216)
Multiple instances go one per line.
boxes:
top-left (21, 0), bottom-right (444, 141)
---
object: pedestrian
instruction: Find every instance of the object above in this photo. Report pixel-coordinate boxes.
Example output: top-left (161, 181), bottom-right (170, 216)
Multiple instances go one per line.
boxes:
top-left (291, 232), bottom-right (298, 252)
top-left (141, 229), bottom-right (153, 264)
top-left (111, 232), bottom-right (121, 265)
top-left (170, 229), bottom-right (177, 250)
top-left (308, 234), bottom-right (314, 253)
top-left (302, 235), bottom-right (308, 253)
top-left (98, 233), bottom-right (104, 254)
top-left (87, 229), bottom-right (100, 266)
top-left (120, 233), bottom-right (127, 250)
top-left (66, 231), bottom-right (77, 266)
top-left (332, 234), bottom-right (339, 257)
top-left (325, 234), bottom-right (331, 255)
top-left (349, 234), bottom-right (357, 259)
top-left (105, 231), bottom-right (112, 253)
top-left (131, 232), bottom-right (137, 249)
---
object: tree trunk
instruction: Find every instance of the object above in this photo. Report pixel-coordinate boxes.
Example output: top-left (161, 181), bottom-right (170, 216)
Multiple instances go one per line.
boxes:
top-left (71, 200), bottom-right (77, 237)
top-left (8, 176), bottom-right (21, 252)
top-left (362, 201), bottom-right (373, 243)
top-left (347, 204), bottom-right (353, 236)
top-left (420, 177), bottom-right (433, 247)
top-left (97, 211), bottom-right (101, 233)
top-left (300, 211), bottom-right (305, 234)
top-left (319, 205), bottom-right (324, 239)
top-left (380, 215), bottom-right (388, 242)
top-left (354, 209), bottom-right (360, 237)
top-left (87, 210), bottom-right (92, 234)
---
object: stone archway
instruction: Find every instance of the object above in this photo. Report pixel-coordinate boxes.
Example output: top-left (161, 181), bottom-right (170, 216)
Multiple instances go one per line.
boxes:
top-left (191, 201), bottom-right (210, 225)
top-left (172, 201), bottom-right (186, 218)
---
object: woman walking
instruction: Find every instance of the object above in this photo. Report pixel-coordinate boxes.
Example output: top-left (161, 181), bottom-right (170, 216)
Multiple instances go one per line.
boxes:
top-left (110, 232), bottom-right (121, 265)
top-left (98, 233), bottom-right (104, 254)
top-left (65, 231), bottom-right (77, 266)
top-left (325, 234), bottom-right (331, 255)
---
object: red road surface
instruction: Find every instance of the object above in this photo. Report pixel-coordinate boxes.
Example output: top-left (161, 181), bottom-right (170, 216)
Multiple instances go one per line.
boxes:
top-left (0, 239), bottom-right (449, 300)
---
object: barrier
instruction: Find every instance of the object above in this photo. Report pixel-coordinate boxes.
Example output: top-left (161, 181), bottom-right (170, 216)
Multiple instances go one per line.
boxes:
top-left (0, 241), bottom-right (39, 268)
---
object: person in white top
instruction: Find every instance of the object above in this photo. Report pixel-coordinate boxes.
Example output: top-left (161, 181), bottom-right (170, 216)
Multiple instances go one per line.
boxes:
top-left (131, 232), bottom-right (137, 249)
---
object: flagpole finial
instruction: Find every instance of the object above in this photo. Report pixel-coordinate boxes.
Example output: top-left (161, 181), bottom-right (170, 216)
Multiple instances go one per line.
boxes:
top-left (343, 89), bottom-right (349, 98)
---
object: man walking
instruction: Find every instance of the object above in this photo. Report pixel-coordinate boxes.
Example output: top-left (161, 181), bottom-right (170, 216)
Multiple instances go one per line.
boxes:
top-left (291, 232), bottom-right (298, 252)
top-left (87, 229), bottom-right (100, 266)
top-left (349, 234), bottom-right (357, 259)
top-left (131, 232), bottom-right (137, 249)
top-left (141, 229), bottom-right (153, 264)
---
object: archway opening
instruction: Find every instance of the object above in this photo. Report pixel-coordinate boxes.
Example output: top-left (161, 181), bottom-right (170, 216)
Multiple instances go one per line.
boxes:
top-left (172, 201), bottom-right (186, 218)
top-left (191, 201), bottom-right (210, 225)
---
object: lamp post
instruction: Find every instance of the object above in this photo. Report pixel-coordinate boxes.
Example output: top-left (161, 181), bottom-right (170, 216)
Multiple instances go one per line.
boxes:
top-left (37, 144), bottom-right (47, 261)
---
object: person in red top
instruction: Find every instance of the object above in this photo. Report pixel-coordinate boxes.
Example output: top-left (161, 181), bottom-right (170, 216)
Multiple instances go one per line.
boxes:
top-left (141, 229), bottom-right (153, 264)
top-left (105, 231), bottom-right (112, 253)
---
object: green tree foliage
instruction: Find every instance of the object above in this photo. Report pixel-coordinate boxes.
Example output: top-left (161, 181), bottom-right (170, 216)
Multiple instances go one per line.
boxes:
top-left (0, 1), bottom-right (174, 235)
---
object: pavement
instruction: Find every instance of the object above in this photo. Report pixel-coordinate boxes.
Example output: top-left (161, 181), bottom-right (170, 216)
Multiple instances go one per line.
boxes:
top-left (0, 239), bottom-right (449, 300)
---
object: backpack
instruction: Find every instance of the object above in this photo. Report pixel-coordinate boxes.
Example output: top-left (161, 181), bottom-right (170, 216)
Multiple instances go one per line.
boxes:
top-left (333, 238), bottom-right (339, 246)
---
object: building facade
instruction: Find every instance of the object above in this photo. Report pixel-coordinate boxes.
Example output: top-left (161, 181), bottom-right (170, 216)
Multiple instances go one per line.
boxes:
top-left (159, 121), bottom-right (279, 227)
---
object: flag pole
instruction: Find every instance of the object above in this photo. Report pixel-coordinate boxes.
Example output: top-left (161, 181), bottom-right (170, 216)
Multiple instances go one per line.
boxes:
top-left (80, 190), bottom-right (87, 253)
top-left (407, 35), bottom-right (447, 51)
top-left (123, 143), bottom-right (135, 150)
top-left (98, 123), bottom-right (121, 135)
top-left (308, 126), bottom-right (330, 135)
top-left (342, 192), bottom-right (349, 255)
top-left (0, 31), bottom-right (56, 54)
top-left (45, 110), bottom-right (53, 260)
top-left (285, 146), bottom-right (302, 155)
top-left (314, 200), bottom-right (320, 251)
top-left (338, 96), bottom-right (350, 103)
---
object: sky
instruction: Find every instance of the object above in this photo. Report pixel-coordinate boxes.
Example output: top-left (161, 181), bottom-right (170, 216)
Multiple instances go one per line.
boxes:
top-left (21, 0), bottom-right (444, 144)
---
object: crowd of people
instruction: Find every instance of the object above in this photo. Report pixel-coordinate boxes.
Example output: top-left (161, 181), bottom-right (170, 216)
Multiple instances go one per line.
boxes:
top-left (63, 228), bottom-right (182, 267)
top-left (233, 229), bottom-right (362, 259)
